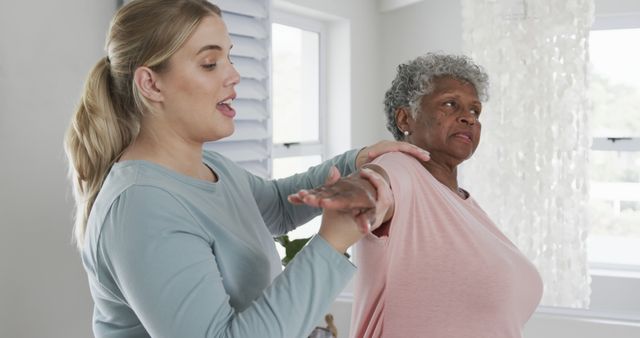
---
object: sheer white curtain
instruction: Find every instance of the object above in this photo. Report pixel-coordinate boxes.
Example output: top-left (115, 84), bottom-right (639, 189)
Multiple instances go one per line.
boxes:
top-left (459, 0), bottom-right (594, 308)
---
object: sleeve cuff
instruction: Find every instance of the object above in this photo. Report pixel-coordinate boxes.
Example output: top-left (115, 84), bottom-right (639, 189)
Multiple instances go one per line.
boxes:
top-left (307, 235), bottom-right (357, 272)
top-left (345, 148), bottom-right (361, 174)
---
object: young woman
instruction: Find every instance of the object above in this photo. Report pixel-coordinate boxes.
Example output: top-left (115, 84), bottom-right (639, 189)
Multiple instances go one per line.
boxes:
top-left (64, 1), bottom-right (428, 337)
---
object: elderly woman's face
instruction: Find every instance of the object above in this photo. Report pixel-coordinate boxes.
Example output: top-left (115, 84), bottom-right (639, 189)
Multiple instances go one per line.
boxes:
top-left (409, 76), bottom-right (482, 163)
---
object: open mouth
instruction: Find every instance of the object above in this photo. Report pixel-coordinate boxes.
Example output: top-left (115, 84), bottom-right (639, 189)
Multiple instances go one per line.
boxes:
top-left (217, 97), bottom-right (236, 118)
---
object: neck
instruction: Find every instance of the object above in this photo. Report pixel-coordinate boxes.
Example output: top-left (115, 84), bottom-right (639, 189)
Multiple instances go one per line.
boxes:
top-left (421, 154), bottom-right (461, 195)
top-left (119, 126), bottom-right (215, 182)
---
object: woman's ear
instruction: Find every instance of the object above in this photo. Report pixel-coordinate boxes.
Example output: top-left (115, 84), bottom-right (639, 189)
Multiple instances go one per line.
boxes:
top-left (395, 107), bottom-right (412, 134)
top-left (133, 66), bottom-right (164, 102)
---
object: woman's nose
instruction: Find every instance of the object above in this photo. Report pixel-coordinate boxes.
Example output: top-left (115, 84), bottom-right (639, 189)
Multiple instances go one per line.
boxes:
top-left (457, 111), bottom-right (477, 125)
top-left (225, 64), bottom-right (241, 87)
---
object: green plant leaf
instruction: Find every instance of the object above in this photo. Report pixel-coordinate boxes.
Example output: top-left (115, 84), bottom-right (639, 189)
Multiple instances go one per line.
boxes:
top-left (275, 235), bottom-right (312, 266)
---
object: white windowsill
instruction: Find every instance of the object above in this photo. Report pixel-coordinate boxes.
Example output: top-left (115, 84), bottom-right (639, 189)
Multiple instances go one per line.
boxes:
top-left (590, 266), bottom-right (640, 279)
top-left (535, 306), bottom-right (640, 325)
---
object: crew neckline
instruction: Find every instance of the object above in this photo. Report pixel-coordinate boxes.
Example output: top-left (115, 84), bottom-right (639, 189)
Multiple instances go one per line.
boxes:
top-left (113, 159), bottom-right (221, 191)
top-left (425, 170), bottom-right (472, 202)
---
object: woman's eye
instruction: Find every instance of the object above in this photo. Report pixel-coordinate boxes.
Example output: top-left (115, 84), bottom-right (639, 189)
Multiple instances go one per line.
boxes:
top-left (444, 101), bottom-right (456, 108)
top-left (202, 63), bottom-right (217, 70)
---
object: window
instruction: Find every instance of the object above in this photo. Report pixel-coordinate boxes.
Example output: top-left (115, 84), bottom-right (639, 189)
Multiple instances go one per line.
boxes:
top-left (587, 28), bottom-right (640, 269)
top-left (271, 12), bottom-right (326, 255)
top-left (534, 12), bottom-right (640, 323)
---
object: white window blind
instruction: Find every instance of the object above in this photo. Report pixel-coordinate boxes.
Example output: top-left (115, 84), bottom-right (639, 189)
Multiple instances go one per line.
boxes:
top-left (205, 0), bottom-right (272, 178)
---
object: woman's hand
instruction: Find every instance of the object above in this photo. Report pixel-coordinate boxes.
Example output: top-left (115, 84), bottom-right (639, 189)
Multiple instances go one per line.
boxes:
top-left (289, 167), bottom-right (377, 221)
top-left (289, 166), bottom-right (393, 253)
top-left (355, 140), bottom-right (430, 169)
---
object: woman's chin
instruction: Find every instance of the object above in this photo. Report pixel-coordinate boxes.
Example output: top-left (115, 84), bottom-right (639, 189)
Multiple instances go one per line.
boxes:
top-left (212, 123), bottom-right (235, 140)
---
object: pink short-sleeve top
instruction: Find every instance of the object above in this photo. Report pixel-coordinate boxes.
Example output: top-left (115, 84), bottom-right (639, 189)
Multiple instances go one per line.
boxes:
top-left (349, 152), bottom-right (543, 338)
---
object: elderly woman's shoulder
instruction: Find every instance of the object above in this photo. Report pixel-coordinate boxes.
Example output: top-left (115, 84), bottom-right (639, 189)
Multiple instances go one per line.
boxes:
top-left (371, 151), bottom-right (424, 167)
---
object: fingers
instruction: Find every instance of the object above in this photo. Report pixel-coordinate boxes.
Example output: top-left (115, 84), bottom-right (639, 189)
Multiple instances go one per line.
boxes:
top-left (355, 212), bottom-right (371, 234)
top-left (287, 189), bottom-right (316, 206)
top-left (359, 168), bottom-right (393, 231)
top-left (359, 168), bottom-right (385, 195)
top-left (324, 166), bottom-right (341, 186)
top-left (317, 194), bottom-right (374, 211)
top-left (405, 143), bottom-right (431, 162)
top-left (287, 194), bottom-right (304, 204)
top-left (287, 190), bottom-right (305, 205)
top-left (288, 167), bottom-right (340, 206)
top-left (365, 141), bottom-right (431, 163)
top-left (288, 167), bottom-right (389, 225)
top-left (288, 189), bottom-right (348, 208)
top-left (288, 189), bottom-right (325, 208)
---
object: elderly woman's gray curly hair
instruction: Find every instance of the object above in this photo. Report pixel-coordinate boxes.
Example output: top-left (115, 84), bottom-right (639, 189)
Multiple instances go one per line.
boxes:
top-left (384, 53), bottom-right (489, 140)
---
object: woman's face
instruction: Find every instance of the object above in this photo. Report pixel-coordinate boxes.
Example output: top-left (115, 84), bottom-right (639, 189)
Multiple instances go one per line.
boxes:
top-left (406, 76), bottom-right (482, 164)
top-left (155, 15), bottom-right (240, 143)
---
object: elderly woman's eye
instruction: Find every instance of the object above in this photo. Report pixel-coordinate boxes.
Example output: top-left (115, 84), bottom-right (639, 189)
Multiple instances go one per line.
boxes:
top-left (444, 101), bottom-right (456, 108)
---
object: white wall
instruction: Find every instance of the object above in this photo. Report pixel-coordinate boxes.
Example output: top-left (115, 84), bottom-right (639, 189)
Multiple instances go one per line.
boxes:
top-left (0, 1), bottom-right (115, 337)
top-left (379, 0), bottom-right (463, 87)
top-left (593, 0), bottom-right (640, 29)
top-left (593, 0), bottom-right (640, 15)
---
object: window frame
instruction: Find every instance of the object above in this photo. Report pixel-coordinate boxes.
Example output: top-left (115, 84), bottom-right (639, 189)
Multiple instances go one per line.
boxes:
top-left (588, 136), bottom-right (640, 272)
top-left (587, 27), bottom-right (640, 272)
top-left (270, 10), bottom-right (328, 166)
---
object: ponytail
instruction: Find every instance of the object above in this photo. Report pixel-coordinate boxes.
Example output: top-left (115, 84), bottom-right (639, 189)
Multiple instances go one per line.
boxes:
top-left (64, 57), bottom-right (139, 249)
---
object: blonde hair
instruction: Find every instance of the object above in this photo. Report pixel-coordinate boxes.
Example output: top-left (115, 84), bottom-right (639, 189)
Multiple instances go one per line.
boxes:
top-left (64, 0), bottom-right (221, 249)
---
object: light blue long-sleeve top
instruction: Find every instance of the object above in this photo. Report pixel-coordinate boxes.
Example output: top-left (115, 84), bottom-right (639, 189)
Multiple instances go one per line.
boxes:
top-left (81, 150), bottom-right (359, 338)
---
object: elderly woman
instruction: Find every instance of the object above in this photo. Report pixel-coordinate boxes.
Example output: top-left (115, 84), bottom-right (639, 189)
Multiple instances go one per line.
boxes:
top-left (293, 53), bottom-right (543, 338)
